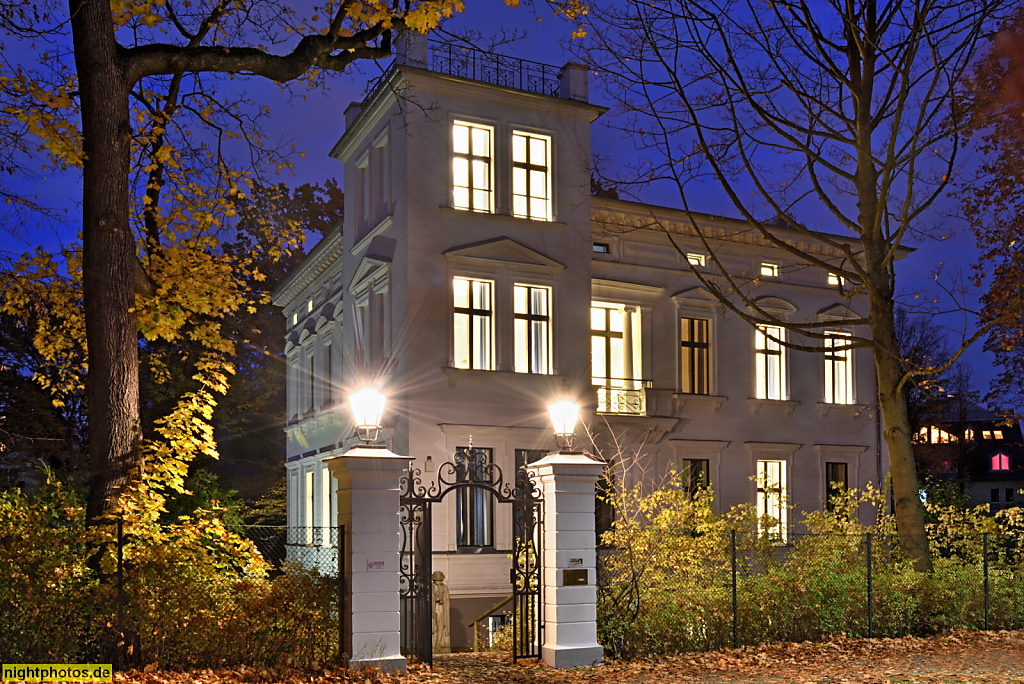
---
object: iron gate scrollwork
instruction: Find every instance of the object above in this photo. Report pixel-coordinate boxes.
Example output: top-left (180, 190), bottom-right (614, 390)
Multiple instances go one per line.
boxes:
top-left (399, 445), bottom-right (543, 665)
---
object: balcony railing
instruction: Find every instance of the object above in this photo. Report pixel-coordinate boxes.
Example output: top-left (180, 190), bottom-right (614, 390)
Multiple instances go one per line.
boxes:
top-left (428, 39), bottom-right (561, 97)
top-left (594, 378), bottom-right (651, 415)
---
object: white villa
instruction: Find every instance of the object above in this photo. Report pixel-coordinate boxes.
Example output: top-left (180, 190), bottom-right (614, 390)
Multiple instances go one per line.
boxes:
top-left (272, 35), bottom-right (887, 649)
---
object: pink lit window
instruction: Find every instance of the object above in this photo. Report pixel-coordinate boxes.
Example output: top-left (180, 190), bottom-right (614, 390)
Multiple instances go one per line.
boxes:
top-left (991, 453), bottom-right (1010, 471)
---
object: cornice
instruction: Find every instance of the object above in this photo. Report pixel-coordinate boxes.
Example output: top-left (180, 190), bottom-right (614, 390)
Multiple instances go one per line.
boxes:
top-left (271, 228), bottom-right (344, 309)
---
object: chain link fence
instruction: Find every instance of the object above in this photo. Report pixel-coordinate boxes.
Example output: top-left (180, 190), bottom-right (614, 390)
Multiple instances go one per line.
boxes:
top-left (0, 521), bottom-right (343, 669)
top-left (597, 530), bottom-right (1024, 658)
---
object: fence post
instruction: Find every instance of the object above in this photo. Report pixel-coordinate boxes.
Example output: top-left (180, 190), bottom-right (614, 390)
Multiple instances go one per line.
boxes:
top-left (983, 532), bottom-right (990, 631)
top-left (116, 517), bottom-right (125, 671)
top-left (731, 529), bottom-right (738, 649)
top-left (866, 532), bottom-right (873, 639)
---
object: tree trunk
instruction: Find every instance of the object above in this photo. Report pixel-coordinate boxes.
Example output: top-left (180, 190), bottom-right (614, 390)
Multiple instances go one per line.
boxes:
top-left (871, 297), bottom-right (933, 572)
top-left (69, 0), bottom-right (142, 521)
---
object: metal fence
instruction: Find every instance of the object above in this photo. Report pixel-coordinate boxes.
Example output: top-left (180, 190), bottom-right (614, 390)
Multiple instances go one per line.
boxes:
top-left (597, 530), bottom-right (1024, 658)
top-left (0, 521), bottom-right (343, 669)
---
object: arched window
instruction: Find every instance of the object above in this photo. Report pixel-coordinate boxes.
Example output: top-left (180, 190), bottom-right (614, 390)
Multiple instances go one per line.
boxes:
top-left (991, 453), bottom-right (1010, 471)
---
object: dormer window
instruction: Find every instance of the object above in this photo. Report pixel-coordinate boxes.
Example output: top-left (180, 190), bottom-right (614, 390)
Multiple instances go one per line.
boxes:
top-left (993, 430), bottom-right (1004, 440)
top-left (593, 242), bottom-right (610, 254)
top-left (991, 452), bottom-right (1010, 471)
top-left (687, 253), bottom-right (706, 267)
top-left (828, 273), bottom-right (845, 286)
top-left (760, 262), bottom-right (779, 277)
top-left (512, 131), bottom-right (552, 221)
top-left (453, 122), bottom-right (493, 213)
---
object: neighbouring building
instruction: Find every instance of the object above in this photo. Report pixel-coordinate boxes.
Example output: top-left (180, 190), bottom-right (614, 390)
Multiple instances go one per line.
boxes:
top-left (271, 35), bottom-right (888, 649)
top-left (913, 401), bottom-right (1024, 512)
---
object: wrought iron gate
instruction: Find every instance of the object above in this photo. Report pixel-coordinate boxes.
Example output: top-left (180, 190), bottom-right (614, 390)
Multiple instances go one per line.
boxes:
top-left (399, 445), bottom-right (543, 665)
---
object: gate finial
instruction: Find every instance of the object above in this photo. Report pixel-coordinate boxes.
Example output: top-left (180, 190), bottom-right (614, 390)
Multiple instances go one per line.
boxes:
top-left (468, 434), bottom-right (473, 449)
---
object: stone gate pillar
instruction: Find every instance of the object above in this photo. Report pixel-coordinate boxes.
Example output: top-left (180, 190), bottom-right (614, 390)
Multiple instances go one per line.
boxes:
top-left (531, 452), bottom-right (604, 668)
top-left (328, 446), bottom-right (412, 673)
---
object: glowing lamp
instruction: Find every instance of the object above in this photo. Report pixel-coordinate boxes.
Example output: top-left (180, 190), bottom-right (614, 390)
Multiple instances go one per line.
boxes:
top-left (548, 399), bottom-right (580, 452)
top-left (349, 386), bottom-right (386, 443)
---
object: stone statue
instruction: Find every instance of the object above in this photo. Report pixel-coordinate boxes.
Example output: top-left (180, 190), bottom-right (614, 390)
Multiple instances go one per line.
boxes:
top-left (432, 570), bottom-right (451, 654)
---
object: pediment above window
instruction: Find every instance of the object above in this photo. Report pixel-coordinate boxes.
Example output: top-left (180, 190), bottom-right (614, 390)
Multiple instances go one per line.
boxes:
top-left (817, 302), bottom-right (861, 322)
top-left (443, 237), bottom-right (564, 272)
top-left (672, 286), bottom-right (719, 310)
top-left (349, 253), bottom-right (391, 292)
top-left (747, 295), bottom-right (797, 317)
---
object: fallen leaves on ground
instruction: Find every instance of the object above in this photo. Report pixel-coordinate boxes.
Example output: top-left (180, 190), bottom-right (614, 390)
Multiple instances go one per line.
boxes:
top-left (116, 629), bottom-right (1024, 684)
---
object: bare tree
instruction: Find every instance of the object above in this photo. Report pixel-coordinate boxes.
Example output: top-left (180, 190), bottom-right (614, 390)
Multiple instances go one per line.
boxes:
top-left (577, 0), bottom-right (1013, 569)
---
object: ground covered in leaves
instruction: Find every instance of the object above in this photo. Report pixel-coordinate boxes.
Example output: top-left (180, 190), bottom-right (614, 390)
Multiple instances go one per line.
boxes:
top-left (118, 630), bottom-right (1024, 683)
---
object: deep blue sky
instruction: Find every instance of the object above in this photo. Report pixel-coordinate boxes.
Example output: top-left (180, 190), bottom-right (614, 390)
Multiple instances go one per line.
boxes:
top-left (2, 1), bottom-right (997, 394)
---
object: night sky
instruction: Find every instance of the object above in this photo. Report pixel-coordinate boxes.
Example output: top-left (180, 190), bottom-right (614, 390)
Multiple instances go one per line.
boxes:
top-left (2, 1), bottom-right (996, 393)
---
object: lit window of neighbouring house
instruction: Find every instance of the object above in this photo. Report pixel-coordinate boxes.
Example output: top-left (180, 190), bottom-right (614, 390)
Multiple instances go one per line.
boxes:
top-left (453, 277), bottom-right (493, 370)
top-left (687, 253), bottom-right (706, 267)
top-left (456, 446), bottom-right (494, 547)
top-left (983, 430), bottom-right (992, 439)
top-left (825, 462), bottom-right (848, 513)
top-left (992, 453), bottom-right (1010, 471)
top-left (755, 325), bottom-right (786, 400)
top-left (453, 122), bottom-right (492, 212)
top-left (512, 131), bottom-right (551, 221)
top-left (994, 430), bottom-right (1004, 440)
top-left (514, 284), bottom-right (551, 374)
top-left (828, 272), bottom-right (845, 286)
top-left (760, 262), bottom-right (779, 277)
top-left (824, 332), bottom-right (853, 404)
top-left (680, 317), bottom-right (710, 395)
top-left (757, 460), bottom-right (787, 542)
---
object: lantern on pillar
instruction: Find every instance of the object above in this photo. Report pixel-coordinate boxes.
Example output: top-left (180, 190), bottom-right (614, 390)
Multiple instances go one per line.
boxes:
top-left (349, 386), bottom-right (386, 444)
top-left (548, 399), bottom-right (580, 453)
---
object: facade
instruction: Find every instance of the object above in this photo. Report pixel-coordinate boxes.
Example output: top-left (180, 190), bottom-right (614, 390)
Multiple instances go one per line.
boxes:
top-left (272, 37), bottom-right (888, 649)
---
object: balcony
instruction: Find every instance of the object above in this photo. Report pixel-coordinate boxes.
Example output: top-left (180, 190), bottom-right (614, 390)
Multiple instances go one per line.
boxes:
top-left (594, 378), bottom-right (652, 415)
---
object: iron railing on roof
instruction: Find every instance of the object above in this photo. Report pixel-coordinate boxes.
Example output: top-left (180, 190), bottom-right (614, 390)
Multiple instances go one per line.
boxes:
top-left (428, 39), bottom-right (561, 96)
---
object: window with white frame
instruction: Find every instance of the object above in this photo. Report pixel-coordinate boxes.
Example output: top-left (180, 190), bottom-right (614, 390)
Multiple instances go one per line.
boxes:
top-left (683, 458), bottom-right (710, 498)
top-left (323, 341), bottom-right (333, 406)
top-left (680, 317), bottom-right (710, 395)
top-left (760, 262), bottom-right (779, 277)
top-left (321, 463), bottom-right (332, 547)
top-left (512, 131), bottom-right (551, 221)
top-left (755, 325), bottom-right (786, 400)
top-left (827, 272), bottom-right (845, 286)
top-left (756, 460), bottom-right (787, 541)
top-left (825, 461), bottom-right (848, 513)
top-left (304, 470), bottom-right (314, 545)
top-left (687, 253), bottom-right (706, 267)
top-left (456, 446), bottom-right (494, 547)
top-left (592, 302), bottom-right (644, 414)
top-left (453, 277), bottom-right (494, 370)
top-left (306, 351), bottom-right (316, 413)
top-left (824, 332), bottom-right (853, 404)
top-left (453, 122), bottom-right (492, 212)
top-left (514, 284), bottom-right (551, 374)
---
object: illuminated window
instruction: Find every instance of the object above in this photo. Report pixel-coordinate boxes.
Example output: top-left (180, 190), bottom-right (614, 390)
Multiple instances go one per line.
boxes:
top-left (828, 273), bottom-right (845, 286)
top-left (992, 453), bottom-right (1010, 471)
top-left (453, 277), bottom-right (493, 370)
top-left (757, 460), bottom-right (787, 542)
top-left (304, 470), bottom-right (314, 545)
top-left (966, 428), bottom-right (975, 440)
top-left (824, 332), bottom-right (853, 404)
top-left (687, 253), bottom-right (706, 267)
top-left (453, 122), bottom-right (492, 212)
top-left (994, 430), bottom-right (1004, 440)
top-left (983, 430), bottom-right (992, 439)
top-left (291, 312), bottom-right (297, 326)
top-left (592, 302), bottom-right (644, 414)
top-left (755, 325), bottom-right (786, 400)
top-left (760, 262), bottom-right (779, 277)
top-left (321, 463), bottom-right (332, 547)
top-left (514, 284), bottom-right (551, 374)
top-left (512, 131), bottom-right (551, 220)
top-left (680, 317), bottom-right (710, 395)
